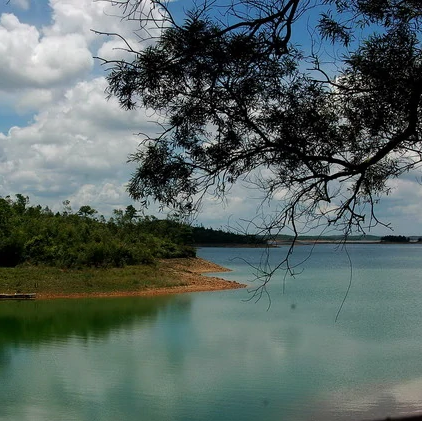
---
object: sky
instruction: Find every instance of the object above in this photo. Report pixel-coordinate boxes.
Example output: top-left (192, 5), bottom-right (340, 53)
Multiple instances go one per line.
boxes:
top-left (0, 0), bottom-right (422, 236)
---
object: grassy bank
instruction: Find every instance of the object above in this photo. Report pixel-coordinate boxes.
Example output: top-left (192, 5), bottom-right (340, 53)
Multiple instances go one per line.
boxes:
top-left (0, 258), bottom-right (245, 299)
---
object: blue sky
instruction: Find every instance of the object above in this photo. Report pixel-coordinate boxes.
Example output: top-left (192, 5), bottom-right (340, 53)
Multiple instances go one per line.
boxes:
top-left (0, 0), bottom-right (421, 236)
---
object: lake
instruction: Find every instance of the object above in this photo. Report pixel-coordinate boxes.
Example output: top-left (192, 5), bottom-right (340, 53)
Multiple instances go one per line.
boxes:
top-left (1, 244), bottom-right (422, 420)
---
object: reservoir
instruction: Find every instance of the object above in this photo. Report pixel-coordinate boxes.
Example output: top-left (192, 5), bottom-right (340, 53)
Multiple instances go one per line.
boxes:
top-left (1, 244), bottom-right (422, 420)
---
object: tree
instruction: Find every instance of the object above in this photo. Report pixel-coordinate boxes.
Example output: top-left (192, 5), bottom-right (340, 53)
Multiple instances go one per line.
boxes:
top-left (125, 205), bottom-right (138, 221)
top-left (77, 205), bottom-right (98, 218)
top-left (99, 0), bottom-right (422, 242)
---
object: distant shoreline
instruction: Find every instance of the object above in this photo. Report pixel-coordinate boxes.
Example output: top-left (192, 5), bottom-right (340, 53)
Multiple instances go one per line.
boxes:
top-left (286, 240), bottom-right (421, 245)
top-left (196, 240), bottom-right (422, 246)
top-left (194, 243), bottom-right (272, 248)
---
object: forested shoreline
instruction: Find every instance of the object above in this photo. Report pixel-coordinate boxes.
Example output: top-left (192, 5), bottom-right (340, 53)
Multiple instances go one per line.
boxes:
top-left (0, 195), bottom-right (263, 269)
top-left (0, 194), bottom-right (196, 268)
top-left (3, 194), bottom-right (414, 272)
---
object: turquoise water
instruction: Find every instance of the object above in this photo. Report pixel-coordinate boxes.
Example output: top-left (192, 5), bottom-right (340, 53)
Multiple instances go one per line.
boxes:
top-left (1, 244), bottom-right (422, 420)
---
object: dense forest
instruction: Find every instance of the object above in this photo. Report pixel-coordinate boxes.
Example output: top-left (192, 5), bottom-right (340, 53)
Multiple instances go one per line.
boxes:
top-left (0, 194), bottom-right (195, 268)
top-left (0, 195), bottom-right (262, 268)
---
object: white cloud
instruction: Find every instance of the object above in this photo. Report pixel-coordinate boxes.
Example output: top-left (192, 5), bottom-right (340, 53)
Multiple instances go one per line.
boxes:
top-left (0, 0), bottom-right (166, 216)
top-left (67, 182), bottom-right (130, 213)
top-left (15, 89), bottom-right (54, 113)
top-left (0, 13), bottom-right (93, 90)
top-left (46, 0), bottom-right (154, 48)
top-left (0, 76), bottom-right (156, 214)
top-left (0, 0), bottom-right (158, 115)
top-left (96, 37), bottom-right (142, 61)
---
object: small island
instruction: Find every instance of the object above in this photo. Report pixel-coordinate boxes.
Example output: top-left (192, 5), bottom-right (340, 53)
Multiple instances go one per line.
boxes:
top-left (380, 235), bottom-right (416, 243)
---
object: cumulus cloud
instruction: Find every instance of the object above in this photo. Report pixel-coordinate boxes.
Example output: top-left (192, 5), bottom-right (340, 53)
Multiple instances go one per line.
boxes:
top-left (46, 0), bottom-right (156, 54)
top-left (96, 37), bottom-right (142, 61)
top-left (47, 0), bottom-right (137, 39)
top-left (0, 0), bottom-right (157, 114)
top-left (0, 0), bottom-right (168, 216)
top-left (0, 76), bottom-right (156, 214)
top-left (15, 89), bottom-right (54, 113)
top-left (67, 183), bottom-right (131, 214)
top-left (0, 13), bottom-right (93, 90)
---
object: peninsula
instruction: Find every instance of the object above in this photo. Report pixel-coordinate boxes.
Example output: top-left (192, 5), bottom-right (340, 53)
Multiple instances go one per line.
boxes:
top-left (0, 257), bottom-right (245, 300)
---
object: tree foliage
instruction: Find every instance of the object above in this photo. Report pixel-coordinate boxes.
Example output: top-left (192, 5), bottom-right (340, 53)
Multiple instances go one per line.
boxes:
top-left (0, 195), bottom-right (195, 268)
top-left (99, 0), bottom-right (422, 240)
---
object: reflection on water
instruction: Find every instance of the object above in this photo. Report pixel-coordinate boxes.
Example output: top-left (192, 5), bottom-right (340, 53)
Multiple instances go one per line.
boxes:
top-left (0, 295), bottom-right (194, 421)
top-left (1, 245), bottom-right (422, 420)
top-left (0, 295), bottom-right (183, 348)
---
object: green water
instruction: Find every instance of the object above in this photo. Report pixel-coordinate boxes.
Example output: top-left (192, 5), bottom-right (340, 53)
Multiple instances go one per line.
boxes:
top-left (1, 244), bottom-right (422, 420)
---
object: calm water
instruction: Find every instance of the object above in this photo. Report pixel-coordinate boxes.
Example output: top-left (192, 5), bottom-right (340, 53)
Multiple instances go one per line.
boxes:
top-left (1, 244), bottom-right (422, 420)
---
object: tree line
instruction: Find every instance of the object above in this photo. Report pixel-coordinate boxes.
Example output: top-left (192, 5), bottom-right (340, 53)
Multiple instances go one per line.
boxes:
top-left (380, 235), bottom-right (422, 243)
top-left (0, 194), bottom-right (260, 268)
top-left (0, 194), bottom-right (195, 268)
top-left (192, 226), bottom-right (264, 245)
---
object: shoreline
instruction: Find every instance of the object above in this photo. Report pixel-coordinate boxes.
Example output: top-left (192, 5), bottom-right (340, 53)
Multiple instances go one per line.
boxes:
top-left (35, 257), bottom-right (246, 300)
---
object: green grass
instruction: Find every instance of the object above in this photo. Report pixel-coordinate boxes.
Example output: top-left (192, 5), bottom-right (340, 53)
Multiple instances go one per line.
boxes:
top-left (0, 263), bottom-right (187, 295)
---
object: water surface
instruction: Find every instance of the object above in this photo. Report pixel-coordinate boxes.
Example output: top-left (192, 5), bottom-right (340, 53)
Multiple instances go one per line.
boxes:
top-left (1, 244), bottom-right (422, 420)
